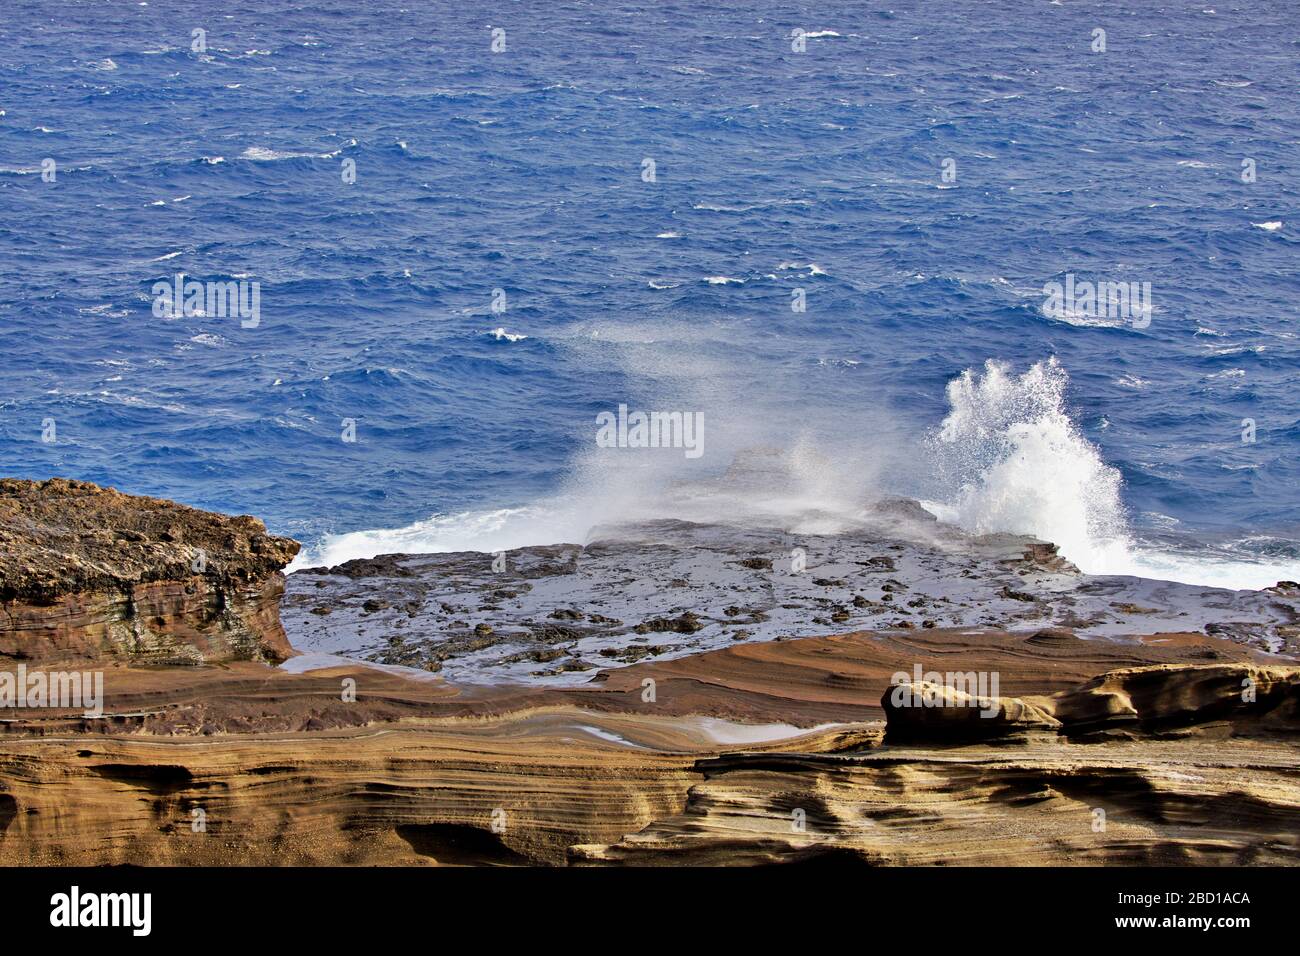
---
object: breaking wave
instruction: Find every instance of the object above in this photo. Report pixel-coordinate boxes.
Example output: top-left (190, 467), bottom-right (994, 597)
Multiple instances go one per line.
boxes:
top-left (924, 358), bottom-right (1300, 589)
top-left (925, 357), bottom-right (1130, 572)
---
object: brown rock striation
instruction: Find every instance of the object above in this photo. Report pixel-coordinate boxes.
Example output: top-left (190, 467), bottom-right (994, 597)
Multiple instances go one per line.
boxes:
top-left (882, 662), bottom-right (1300, 743)
top-left (573, 662), bottom-right (1300, 865)
top-left (1047, 662), bottom-right (1300, 735)
top-left (0, 478), bottom-right (299, 665)
top-left (0, 631), bottom-right (1295, 866)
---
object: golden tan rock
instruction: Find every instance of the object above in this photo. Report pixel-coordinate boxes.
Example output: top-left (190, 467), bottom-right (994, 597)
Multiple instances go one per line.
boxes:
top-left (1045, 663), bottom-right (1300, 735)
top-left (0, 639), bottom-right (1295, 866)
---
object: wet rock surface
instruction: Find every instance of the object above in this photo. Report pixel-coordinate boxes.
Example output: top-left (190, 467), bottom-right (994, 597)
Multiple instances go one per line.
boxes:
top-left (283, 507), bottom-right (1300, 686)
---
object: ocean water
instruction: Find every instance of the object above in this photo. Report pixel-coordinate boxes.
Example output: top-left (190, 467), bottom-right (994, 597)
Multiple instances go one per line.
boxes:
top-left (2, 1), bottom-right (1298, 589)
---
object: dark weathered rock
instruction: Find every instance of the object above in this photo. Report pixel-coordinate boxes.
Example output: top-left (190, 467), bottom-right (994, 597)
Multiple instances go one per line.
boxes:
top-left (0, 478), bottom-right (299, 664)
top-left (283, 507), bottom-right (1300, 686)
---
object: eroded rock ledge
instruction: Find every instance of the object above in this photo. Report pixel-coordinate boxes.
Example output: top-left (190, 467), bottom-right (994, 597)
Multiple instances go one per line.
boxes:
top-left (0, 479), bottom-right (299, 664)
top-left (572, 661), bottom-right (1300, 865)
top-left (882, 663), bottom-right (1300, 742)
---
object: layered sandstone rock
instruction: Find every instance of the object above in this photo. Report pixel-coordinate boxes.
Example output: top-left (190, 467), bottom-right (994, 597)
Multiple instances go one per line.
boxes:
top-left (882, 662), bottom-right (1300, 742)
top-left (0, 479), bottom-right (299, 664)
top-left (570, 735), bottom-right (1300, 866)
top-left (1046, 662), bottom-right (1300, 735)
top-left (0, 628), bottom-right (1295, 866)
top-left (882, 679), bottom-right (1062, 741)
top-left (572, 662), bottom-right (1300, 865)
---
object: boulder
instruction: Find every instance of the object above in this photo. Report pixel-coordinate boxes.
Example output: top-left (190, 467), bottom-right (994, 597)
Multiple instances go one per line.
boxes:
top-left (882, 679), bottom-right (1061, 742)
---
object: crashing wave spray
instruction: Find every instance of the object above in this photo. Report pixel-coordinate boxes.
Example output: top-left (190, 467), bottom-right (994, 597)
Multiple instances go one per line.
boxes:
top-left (293, 318), bottom-right (902, 569)
top-left (925, 357), bottom-right (1132, 572)
top-left (292, 347), bottom-right (1300, 590)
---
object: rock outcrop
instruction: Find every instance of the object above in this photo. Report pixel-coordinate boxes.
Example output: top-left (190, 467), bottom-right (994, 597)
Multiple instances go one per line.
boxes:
top-left (882, 662), bottom-right (1300, 742)
top-left (1047, 662), bottom-right (1300, 735)
top-left (571, 661), bottom-right (1300, 865)
top-left (282, 513), bottom-right (1299, 687)
top-left (0, 479), bottom-right (299, 665)
top-left (882, 679), bottom-right (1062, 741)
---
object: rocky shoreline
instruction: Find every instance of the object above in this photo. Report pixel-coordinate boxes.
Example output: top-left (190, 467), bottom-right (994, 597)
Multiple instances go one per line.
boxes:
top-left (283, 508), bottom-right (1299, 686)
top-left (0, 478), bottom-right (1297, 865)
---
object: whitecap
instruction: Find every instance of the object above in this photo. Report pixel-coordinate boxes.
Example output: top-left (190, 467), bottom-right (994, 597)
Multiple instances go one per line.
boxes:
top-left (79, 304), bottom-right (129, 318)
top-left (776, 261), bottom-right (828, 277)
top-left (488, 327), bottom-right (527, 342)
top-left (1252, 220), bottom-right (1282, 231)
top-left (240, 146), bottom-right (329, 161)
top-left (1041, 305), bottom-right (1128, 329)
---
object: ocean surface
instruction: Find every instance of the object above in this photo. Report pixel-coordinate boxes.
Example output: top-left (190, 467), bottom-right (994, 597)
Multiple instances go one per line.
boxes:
top-left (2, 1), bottom-right (1298, 589)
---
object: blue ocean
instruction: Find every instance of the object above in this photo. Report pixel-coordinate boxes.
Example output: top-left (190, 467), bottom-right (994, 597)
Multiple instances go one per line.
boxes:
top-left (2, 1), bottom-right (1297, 588)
